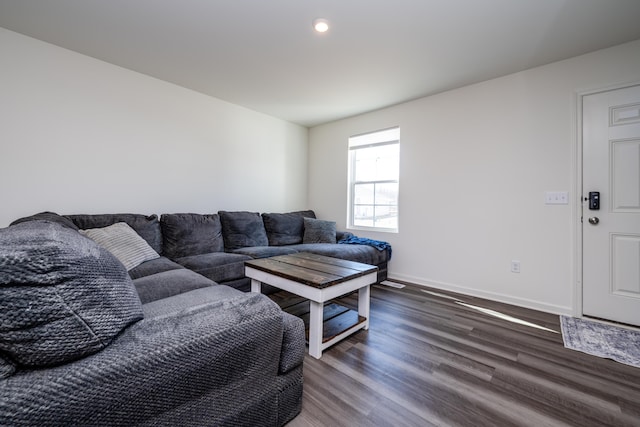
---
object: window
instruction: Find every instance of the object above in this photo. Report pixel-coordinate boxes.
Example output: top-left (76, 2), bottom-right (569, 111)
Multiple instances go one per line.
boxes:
top-left (348, 127), bottom-right (399, 232)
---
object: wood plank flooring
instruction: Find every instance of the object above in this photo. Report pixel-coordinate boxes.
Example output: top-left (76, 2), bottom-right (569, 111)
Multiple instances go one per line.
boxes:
top-left (280, 282), bottom-right (640, 427)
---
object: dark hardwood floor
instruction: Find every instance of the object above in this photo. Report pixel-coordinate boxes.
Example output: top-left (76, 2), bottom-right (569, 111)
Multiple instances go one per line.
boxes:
top-left (279, 282), bottom-right (640, 427)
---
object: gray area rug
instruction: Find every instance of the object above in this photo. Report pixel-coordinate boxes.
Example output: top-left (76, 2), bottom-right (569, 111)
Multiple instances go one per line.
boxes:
top-left (560, 315), bottom-right (640, 368)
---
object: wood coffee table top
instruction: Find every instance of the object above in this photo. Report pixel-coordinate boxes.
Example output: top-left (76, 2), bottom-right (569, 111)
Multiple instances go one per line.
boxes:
top-left (244, 252), bottom-right (377, 289)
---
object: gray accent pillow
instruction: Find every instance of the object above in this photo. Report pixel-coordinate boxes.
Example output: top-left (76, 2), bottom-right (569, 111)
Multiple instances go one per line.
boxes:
top-left (0, 221), bottom-right (143, 367)
top-left (160, 213), bottom-right (224, 259)
top-left (80, 222), bottom-right (160, 271)
top-left (262, 210), bottom-right (316, 246)
top-left (303, 218), bottom-right (337, 243)
top-left (218, 211), bottom-right (269, 250)
top-left (66, 214), bottom-right (163, 254)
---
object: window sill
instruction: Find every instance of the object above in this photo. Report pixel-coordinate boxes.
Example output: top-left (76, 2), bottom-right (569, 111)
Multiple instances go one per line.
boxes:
top-left (347, 225), bottom-right (398, 234)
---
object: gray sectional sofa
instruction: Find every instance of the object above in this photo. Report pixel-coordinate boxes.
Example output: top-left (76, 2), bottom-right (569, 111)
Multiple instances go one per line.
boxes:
top-left (156, 210), bottom-right (390, 293)
top-left (59, 209), bottom-right (388, 298)
top-left (0, 209), bottom-right (391, 426)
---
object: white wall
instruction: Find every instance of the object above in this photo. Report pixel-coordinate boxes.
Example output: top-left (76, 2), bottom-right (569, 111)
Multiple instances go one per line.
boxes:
top-left (309, 39), bottom-right (640, 315)
top-left (0, 28), bottom-right (308, 227)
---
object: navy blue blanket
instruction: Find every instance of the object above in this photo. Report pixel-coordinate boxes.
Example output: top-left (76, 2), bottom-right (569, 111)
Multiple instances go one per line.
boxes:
top-left (338, 236), bottom-right (392, 260)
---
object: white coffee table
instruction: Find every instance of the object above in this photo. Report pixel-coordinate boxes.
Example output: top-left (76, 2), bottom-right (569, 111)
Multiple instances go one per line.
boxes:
top-left (245, 252), bottom-right (378, 359)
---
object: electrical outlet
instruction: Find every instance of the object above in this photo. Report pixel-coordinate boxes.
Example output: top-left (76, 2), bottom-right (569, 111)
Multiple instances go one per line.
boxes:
top-left (511, 260), bottom-right (521, 273)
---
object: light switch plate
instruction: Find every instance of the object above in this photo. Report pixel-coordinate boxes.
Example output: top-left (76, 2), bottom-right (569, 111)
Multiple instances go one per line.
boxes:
top-left (545, 191), bottom-right (569, 205)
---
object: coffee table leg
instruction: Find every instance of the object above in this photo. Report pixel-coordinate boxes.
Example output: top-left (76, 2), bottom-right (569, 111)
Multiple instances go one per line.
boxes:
top-left (359, 285), bottom-right (370, 330)
top-left (251, 279), bottom-right (262, 293)
top-left (308, 300), bottom-right (324, 359)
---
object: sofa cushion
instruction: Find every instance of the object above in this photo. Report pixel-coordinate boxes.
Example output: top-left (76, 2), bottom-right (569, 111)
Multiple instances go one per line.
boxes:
top-left (66, 213), bottom-right (163, 254)
top-left (302, 218), bottom-right (337, 244)
top-left (10, 211), bottom-right (79, 230)
top-left (175, 252), bottom-right (251, 283)
top-left (140, 284), bottom-right (242, 316)
top-left (232, 246), bottom-right (299, 259)
top-left (261, 210), bottom-right (316, 246)
top-left (289, 242), bottom-right (389, 266)
top-left (80, 222), bottom-right (160, 271)
top-left (133, 269), bottom-right (215, 304)
top-left (160, 213), bottom-right (224, 259)
top-left (0, 221), bottom-right (143, 367)
top-left (128, 256), bottom-right (185, 280)
top-left (219, 211), bottom-right (269, 250)
top-left (220, 277), bottom-right (252, 292)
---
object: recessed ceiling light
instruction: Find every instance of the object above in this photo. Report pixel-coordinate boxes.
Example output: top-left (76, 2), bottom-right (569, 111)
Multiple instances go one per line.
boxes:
top-left (313, 18), bottom-right (329, 33)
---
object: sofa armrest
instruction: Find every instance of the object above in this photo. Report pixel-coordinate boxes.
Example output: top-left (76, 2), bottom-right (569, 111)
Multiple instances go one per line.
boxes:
top-left (279, 312), bottom-right (305, 374)
top-left (336, 230), bottom-right (355, 241)
top-left (1, 290), bottom-right (295, 426)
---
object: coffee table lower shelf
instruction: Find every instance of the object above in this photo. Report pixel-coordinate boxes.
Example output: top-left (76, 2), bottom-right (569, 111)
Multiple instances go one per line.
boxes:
top-left (271, 292), bottom-right (367, 347)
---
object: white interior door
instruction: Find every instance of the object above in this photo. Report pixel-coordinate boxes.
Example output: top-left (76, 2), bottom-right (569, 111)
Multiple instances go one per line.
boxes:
top-left (582, 84), bottom-right (640, 327)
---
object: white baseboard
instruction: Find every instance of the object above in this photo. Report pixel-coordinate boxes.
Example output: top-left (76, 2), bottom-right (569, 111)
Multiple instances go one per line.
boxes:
top-left (379, 280), bottom-right (406, 289)
top-left (388, 273), bottom-right (573, 316)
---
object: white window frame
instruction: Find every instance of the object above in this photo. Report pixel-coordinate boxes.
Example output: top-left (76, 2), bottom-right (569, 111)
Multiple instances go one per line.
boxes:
top-left (347, 127), bottom-right (400, 233)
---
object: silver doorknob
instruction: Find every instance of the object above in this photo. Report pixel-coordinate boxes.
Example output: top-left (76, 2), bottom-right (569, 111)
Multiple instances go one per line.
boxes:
top-left (588, 217), bottom-right (599, 225)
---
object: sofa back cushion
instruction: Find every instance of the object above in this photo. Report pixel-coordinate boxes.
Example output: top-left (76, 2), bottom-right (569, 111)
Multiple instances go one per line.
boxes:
top-left (261, 210), bottom-right (316, 246)
top-left (218, 211), bottom-right (268, 250)
top-left (160, 213), bottom-right (224, 259)
top-left (10, 211), bottom-right (79, 230)
top-left (66, 213), bottom-right (163, 254)
top-left (0, 221), bottom-right (143, 369)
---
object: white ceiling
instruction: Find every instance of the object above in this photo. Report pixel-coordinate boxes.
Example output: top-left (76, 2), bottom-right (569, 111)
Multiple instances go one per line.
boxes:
top-left (1, 0), bottom-right (640, 127)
